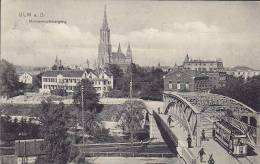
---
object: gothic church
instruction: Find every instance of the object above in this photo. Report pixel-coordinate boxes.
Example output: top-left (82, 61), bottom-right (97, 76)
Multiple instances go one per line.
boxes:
top-left (98, 6), bottom-right (132, 72)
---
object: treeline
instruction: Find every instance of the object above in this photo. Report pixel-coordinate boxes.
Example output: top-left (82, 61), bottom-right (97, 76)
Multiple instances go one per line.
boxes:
top-left (211, 75), bottom-right (260, 112)
top-left (107, 64), bottom-right (166, 101)
top-left (0, 60), bottom-right (42, 98)
top-left (0, 116), bottom-right (41, 146)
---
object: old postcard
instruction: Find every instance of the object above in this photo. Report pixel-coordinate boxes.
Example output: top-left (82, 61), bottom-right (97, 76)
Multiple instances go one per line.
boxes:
top-left (1, 0), bottom-right (260, 164)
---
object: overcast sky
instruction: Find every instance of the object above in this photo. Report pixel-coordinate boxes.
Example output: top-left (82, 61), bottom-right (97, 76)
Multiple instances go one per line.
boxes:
top-left (2, 0), bottom-right (260, 69)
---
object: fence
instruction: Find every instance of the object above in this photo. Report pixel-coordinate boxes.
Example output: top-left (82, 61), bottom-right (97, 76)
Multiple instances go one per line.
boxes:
top-left (85, 152), bottom-right (174, 158)
top-left (0, 155), bottom-right (17, 164)
top-left (0, 147), bottom-right (14, 156)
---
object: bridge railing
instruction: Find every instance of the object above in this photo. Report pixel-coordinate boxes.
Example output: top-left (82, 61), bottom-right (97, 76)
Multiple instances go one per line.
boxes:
top-left (84, 152), bottom-right (174, 158)
top-left (182, 147), bottom-right (197, 164)
top-left (153, 111), bottom-right (198, 164)
top-left (153, 111), bottom-right (178, 150)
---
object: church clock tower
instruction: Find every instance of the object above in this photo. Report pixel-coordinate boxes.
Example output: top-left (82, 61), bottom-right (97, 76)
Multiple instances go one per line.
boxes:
top-left (98, 6), bottom-right (112, 69)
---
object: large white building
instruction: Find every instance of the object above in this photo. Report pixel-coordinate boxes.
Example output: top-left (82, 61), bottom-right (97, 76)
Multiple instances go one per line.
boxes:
top-left (182, 54), bottom-right (224, 72)
top-left (40, 70), bottom-right (113, 97)
top-left (226, 66), bottom-right (260, 80)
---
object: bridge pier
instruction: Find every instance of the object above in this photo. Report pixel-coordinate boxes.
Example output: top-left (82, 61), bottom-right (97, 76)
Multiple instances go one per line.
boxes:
top-left (257, 113), bottom-right (260, 146)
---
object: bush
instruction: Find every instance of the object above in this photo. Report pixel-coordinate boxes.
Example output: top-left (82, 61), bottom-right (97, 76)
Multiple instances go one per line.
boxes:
top-left (50, 88), bottom-right (68, 97)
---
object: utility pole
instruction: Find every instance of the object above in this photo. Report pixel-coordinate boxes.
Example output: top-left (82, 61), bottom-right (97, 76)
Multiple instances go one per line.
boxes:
top-left (81, 85), bottom-right (85, 156)
top-left (129, 62), bottom-right (134, 153)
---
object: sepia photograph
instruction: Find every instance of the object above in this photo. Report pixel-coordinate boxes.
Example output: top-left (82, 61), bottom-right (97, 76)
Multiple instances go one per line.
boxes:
top-left (1, 0), bottom-right (260, 164)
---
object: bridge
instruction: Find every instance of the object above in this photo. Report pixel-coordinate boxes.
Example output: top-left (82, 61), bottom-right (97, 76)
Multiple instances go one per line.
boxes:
top-left (144, 91), bottom-right (260, 164)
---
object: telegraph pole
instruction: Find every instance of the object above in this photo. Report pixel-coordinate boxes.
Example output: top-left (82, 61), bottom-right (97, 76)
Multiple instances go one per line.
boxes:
top-left (81, 85), bottom-right (85, 156)
top-left (129, 62), bottom-right (134, 153)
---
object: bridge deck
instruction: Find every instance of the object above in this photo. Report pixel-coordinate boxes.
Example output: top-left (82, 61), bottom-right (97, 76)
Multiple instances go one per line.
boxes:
top-left (164, 91), bottom-right (256, 113)
top-left (157, 111), bottom-right (259, 164)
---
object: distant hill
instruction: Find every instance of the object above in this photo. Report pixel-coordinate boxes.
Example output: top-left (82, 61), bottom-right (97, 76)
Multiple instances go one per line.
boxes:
top-left (15, 65), bottom-right (48, 74)
top-left (230, 66), bottom-right (256, 71)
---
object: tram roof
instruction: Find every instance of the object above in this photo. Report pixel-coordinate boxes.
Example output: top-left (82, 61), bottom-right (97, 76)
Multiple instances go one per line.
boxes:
top-left (163, 91), bottom-right (256, 114)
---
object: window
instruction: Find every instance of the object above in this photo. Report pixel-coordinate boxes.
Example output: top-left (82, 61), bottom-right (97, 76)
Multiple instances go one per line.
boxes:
top-left (185, 82), bottom-right (189, 90)
top-left (168, 80), bottom-right (172, 89)
top-left (177, 82), bottom-right (181, 90)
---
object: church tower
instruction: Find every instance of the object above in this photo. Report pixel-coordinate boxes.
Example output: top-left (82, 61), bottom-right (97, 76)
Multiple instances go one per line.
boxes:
top-left (126, 43), bottom-right (133, 63)
top-left (98, 6), bottom-right (112, 68)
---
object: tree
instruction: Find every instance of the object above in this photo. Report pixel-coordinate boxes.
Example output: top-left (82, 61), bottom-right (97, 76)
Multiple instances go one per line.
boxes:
top-left (38, 99), bottom-right (72, 164)
top-left (106, 64), bottom-right (123, 87)
top-left (33, 72), bottom-right (43, 90)
top-left (117, 100), bottom-right (145, 147)
top-left (83, 111), bottom-right (102, 137)
top-left (73, 79), bottom-right (102, 113)
top-left (0, 60), bottom-right (23, 98)
top-left (50, 88), bottom-right (68, 96)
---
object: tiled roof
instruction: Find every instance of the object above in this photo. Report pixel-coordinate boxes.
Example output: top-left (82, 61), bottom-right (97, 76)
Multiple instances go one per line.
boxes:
top-left (165, 70), bottom-right (207, 78)
top-left (42, 69), bottom-right (112, 78)
top-left (42, 70), bottom-right (85, 77)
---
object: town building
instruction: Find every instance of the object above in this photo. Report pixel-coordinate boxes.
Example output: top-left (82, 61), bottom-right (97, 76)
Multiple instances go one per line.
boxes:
top-left (226, 66), bottom-right (260, 80)
top-left (18, 72), bottom-right (33, 84)
top-left (164, 54), bottom-right (227, 92)
top-left (40, 70), bottom-right (113, 97)
top-left (182, 54), bottom-right (224, 72)
top-left (200, 71), bottom-right (226, 89)
top-left (163, 70), bottom-right (211, 92)
top-left (98, 6), bottom-right (132, 72)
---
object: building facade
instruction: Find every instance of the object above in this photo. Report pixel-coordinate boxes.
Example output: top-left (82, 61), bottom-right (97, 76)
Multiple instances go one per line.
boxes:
top-left (98, 6), bottom-right (132, 72)
top-left (182, 54), bottom-right (224, 72)
top-left (18, 72), bottom-right (33, 84)
top-left (163, 70), bottom-right (211, 92)
top-left (226, 66), bottom-right (260, 80)
top-left (40, 70), bottom-right (113, 97)
top-left (171, 54), bottom-right (227, 89)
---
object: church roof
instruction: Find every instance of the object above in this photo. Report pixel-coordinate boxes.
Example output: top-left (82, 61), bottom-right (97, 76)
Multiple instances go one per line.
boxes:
top-left (111, 52), bottom-right (126, 58)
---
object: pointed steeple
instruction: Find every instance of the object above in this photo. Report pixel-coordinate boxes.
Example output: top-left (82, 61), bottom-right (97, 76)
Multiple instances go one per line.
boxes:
top-left (126, 43), bottom-right (132, 57)
top-left (55, 56), bottom-right (59, 65)
top-left (117, 43), bottom-right (122, 54)
top-left (102, 5), bottom-right (109, 29)
top-left (184, 54), bottom-right (189, 62)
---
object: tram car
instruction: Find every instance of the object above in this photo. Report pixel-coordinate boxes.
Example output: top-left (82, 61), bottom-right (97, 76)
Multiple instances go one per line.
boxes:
top-left (213, 119), bottom-right (248, 156)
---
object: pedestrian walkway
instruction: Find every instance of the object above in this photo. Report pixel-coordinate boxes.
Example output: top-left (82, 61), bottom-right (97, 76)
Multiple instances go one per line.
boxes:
top-left (153, 108), bottom-right (259, 164)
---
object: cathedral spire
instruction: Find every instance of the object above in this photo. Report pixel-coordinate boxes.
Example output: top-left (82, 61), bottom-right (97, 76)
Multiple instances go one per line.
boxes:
top-left (126, 43), bottom-right (133, 63)
top-left (184, 53), bottom-right (189, 62)
top-left (117, 43), bottom-right (122, 54)
top-left (126, 43), bottom-right (132, 57)
top-left (102, 5), bottom-right (109, 29)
